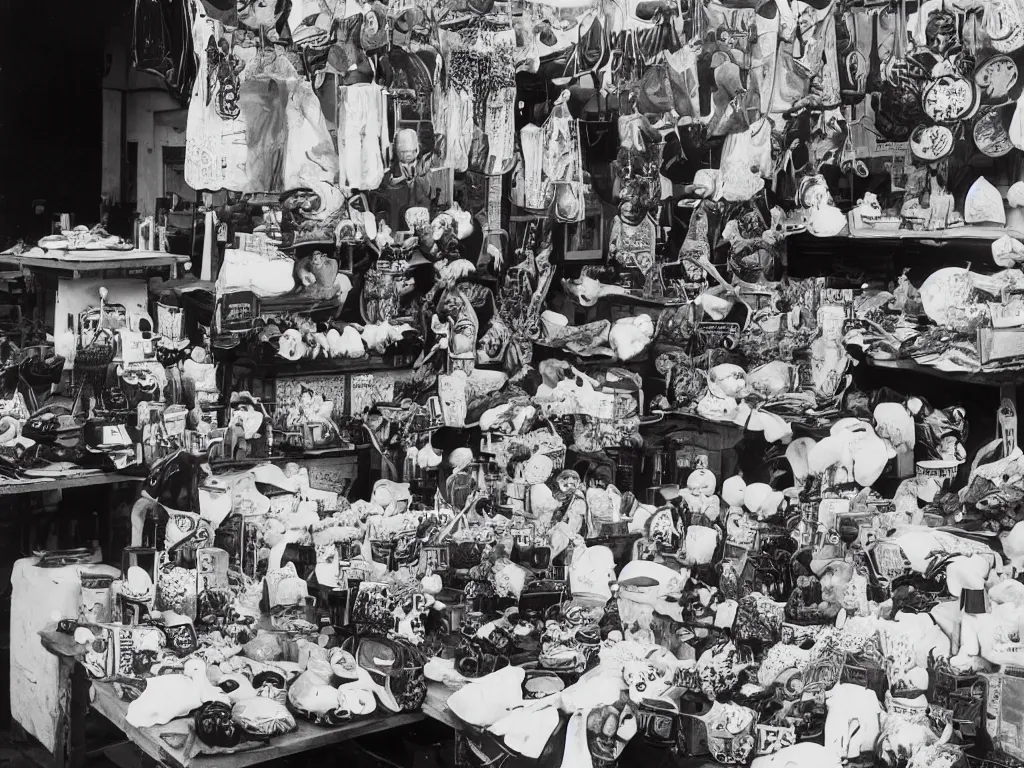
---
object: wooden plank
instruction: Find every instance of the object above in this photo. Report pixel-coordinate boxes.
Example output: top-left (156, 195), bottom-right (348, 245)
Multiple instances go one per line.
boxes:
top-left (0, 472), bottom-right (142, 496)
top-left (864, 357), bottom-right (1021, 387)
top-left (90, 681), bottom-right (424, 768)
top-left (39, 628), bottom-right (86, 660)
top-left (209, 446), bottom-right (368, 471)
top-left (252, 357), bottom-right (413, 379)
top-left (847, 225), bottom-right (1024, 241)
top-left (52, 656), bottom-right (89, 768)
top-left (0, 252), bottom-right (188, 273)
top-left (422, 684), bottom-right (462, 731)
top-left (99, 741), bottom-right (148, 768)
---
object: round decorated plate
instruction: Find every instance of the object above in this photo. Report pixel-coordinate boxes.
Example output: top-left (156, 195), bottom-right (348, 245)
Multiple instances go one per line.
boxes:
top-left (975, 55), bottom-right (1018, 105)
top-left (973, 109), bottom-right (1014, 157)
top-left (910, 124), bottom-right (955, 162)
top-left (922, 75), bottom-right (981, 124)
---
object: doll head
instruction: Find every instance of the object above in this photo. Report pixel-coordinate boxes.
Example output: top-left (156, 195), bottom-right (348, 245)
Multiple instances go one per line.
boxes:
top-left (395, 129), bottom-right (420, 165)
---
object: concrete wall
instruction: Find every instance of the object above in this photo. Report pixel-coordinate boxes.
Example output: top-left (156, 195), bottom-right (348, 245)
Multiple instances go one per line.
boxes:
top-left (102, 21), bottom-right (189, 214)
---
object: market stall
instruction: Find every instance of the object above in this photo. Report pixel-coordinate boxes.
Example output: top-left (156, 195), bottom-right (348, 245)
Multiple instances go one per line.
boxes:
top-left (10, 0), bottom-right (1024, 766)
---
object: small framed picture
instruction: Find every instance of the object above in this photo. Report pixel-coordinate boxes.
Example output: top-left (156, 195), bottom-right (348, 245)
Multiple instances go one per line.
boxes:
top-left (423, 544), bottom-right (450, 573)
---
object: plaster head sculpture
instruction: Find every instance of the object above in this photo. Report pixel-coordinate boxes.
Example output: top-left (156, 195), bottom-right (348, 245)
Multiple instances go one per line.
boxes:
top-left (395, 128), bottom-right (420, 166)
top-left (278, 329), bottom-right (308, 362)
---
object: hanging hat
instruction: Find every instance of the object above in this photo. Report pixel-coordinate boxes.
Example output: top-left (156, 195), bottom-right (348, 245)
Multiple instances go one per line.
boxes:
top-left (966, 176), bottom-right (1007, 225)
top-left (197, 0), bottom-right (238, 26)
top-left (466, 0), bottom-right (495, 15)
top-left (359, 3), bottom-right (389, 52)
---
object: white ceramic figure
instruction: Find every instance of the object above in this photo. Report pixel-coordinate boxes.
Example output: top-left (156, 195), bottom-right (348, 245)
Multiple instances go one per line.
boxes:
top-left (680, 460), bottom-right (720, 521)
top-left (824, 683), bottom-right (882, 760)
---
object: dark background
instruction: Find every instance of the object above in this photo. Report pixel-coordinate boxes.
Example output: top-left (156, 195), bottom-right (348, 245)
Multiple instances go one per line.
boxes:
top-left (0, 0), bottom-right (122, 243)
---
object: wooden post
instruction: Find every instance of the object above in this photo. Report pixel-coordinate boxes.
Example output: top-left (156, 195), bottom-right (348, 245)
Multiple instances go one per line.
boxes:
top-left (52, 655), bottom-right (89, 768)
top-left (1000, 382), bottom-right (1018, 459)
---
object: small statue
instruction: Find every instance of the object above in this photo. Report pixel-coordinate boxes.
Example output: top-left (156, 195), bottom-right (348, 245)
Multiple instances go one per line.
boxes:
top-left (279, 184), bottom-right (346, 247)
top-left (446, 447), bottom-right (476, 509)
top-left (295, 251), bottom-right (347, 300)
top-left (722, 476), bottom-right (755, 547)
top-left (384, 128), bottom-right (439, 220)
top-left (423, 287), bottom-right (479, 374)
top-left (551, 469), bottom-right (584, 526)
top-left (387, 129), bottom-right (429, 187)
top-left (477, 316), bottom-right (511, 365)
top-left (680, 456), bottom-right (720, 522)
top-left (900, 167), bottom-right (963, 231)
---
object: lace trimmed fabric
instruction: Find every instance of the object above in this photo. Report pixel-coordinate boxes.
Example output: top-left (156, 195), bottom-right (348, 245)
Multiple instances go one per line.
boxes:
top-left (185, 1), bottom-right (339, 193)
top-left (337, 83), bottom-right (388, 190)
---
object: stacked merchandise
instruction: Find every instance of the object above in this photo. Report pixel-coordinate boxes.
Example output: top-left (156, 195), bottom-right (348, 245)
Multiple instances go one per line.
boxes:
top-left (38, 0), bottom-right (1024, 766)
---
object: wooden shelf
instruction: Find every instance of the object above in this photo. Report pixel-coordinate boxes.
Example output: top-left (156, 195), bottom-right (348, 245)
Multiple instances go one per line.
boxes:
top-left (210, 445), bottom-right (368, 469)
top-left (0, 471), bottom-right (142, 496)
top-left (0, 251), bottom-right (188, 275)
top-left (863, 357), bottom-right (1022, 387)
top-left (249, 356), bottom-right (414, 379)
top-left (846, 226), bottom-right (1023, 241)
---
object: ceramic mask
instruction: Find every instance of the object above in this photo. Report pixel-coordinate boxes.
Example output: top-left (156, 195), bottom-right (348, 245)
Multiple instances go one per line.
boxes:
top-left (278, 329), bottom-right (308, 361)
top-left (623, 661), bottom-right (672, 704)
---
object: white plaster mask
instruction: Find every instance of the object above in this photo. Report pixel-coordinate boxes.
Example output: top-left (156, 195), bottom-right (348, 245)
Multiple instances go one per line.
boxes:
top-left (232, 409), bottom-right (265, 440)
top-left (684, 525), bottom-right (719, 566)
top-left (395, 128), bottom-right (420, 165)
top-left (278, 329), bottom-right (308, 361)
top-left (806, 204), bottom-right (847, 237)
top-left (622, 661), bottom-right (672, 704)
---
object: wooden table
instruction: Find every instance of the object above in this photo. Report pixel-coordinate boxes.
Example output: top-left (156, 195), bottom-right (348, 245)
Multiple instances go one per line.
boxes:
top-left (422, 683), bottom-right (462, 731)
top-left (0, 471), bottom-right (141, 496)
top-left (0, 251), bottom-right (189, 280)
top-left (38, 628), bottom-right (426, 768)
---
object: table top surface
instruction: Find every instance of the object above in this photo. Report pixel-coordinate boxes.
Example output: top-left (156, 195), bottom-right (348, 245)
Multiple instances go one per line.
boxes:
top-left (422, 682), bottom-right (462, 730)
top-left (39, 628), bottom-right (435, 768)
top-left (90, 681), bottom-right (423, 768)
top-left (0, 470), bottom-right (142, 495)
top-left (0, 251), bottom-right (188, 272)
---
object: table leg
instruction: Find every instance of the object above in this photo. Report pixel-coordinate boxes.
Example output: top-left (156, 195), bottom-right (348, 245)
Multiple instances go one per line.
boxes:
top-left (10, 718), bottom-right (28, 743)
top-left (999, 383), bottom-right (1018, 459)
top-left (52, 656), bottom-right (89, 768)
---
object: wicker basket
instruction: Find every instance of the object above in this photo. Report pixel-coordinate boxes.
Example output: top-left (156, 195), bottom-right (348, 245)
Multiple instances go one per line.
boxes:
top-left (75, 329), bottom-right (116, 376)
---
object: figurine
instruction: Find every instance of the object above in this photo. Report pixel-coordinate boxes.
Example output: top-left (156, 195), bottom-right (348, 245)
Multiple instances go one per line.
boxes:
top-left (446, 447), bottom-right (476, 509)
top-left (680, 456), bottom-right (720, 522)
top-left (722, 476), bottom-right (756, 547)
top-left (423, 287), bottom-right (479, 374)
top-left (383, 128), bottom-right (438, 218)
top-left (279, 184), bottom-right (346, 247)
top-left (900, 168), bottom-right (963, 231)
top-left (294, 251), bottom-right (350, 301)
